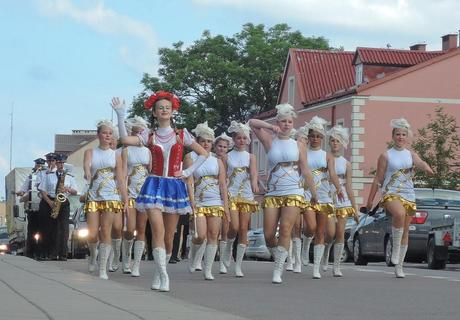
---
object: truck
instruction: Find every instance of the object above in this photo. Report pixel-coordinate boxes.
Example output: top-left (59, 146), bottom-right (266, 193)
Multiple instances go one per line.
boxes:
top-left (427, 217), bottom-right (460, 269)
top-left (5, 166), bottom-right (86, 256)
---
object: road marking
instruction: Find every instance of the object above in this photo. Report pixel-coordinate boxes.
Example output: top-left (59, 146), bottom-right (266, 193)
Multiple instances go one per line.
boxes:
top-left (422, 276), bottom-right (450, 280)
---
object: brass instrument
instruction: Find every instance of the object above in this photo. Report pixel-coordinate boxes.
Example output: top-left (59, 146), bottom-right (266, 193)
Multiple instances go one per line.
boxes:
top-left (51, 171), bottom-right (67, 219)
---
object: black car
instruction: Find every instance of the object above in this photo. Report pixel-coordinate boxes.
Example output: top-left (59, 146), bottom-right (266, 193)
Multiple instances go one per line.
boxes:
top-left (68, 204), bottom-right (89, 259)
top-left (0, 226), bottom-right (10, 254)
top-left (350, 188), bottom-right (460, 266)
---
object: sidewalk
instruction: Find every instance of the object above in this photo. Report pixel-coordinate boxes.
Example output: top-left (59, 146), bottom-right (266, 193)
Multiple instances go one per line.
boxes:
top-left (0, 254), bottom-right (249, 320)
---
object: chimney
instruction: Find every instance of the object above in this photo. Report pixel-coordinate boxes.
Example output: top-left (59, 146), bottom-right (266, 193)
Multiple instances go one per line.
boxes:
top-left (442, 34), bottom-right (458, 51)
top-left (410, 43), bottom-right (426, 51)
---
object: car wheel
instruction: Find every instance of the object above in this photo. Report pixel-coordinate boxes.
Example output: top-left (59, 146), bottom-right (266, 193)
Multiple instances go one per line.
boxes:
top-left (427, 237), bottom-right (446, 270)
top-left (385, 237), bottom-right (394, 267)
top-left (353, 236), bottom-right (368, 266)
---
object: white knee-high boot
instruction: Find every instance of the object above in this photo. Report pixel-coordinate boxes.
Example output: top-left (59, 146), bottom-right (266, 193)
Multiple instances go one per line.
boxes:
top-left (188, 242), bottom-right (199, 273)
top-left (286, 239), bottom-right (294, 271)
top-left (109, 238), bottom-right (122, 272)
top-left (219, 240), bottom-right (228, 274)
top-left (235, 243), bottom-right (246, 277)
top-left (122, 238), bottom-right (134, 274)
top-left (395, 245), bottom-right (408, 278)
top-left (333, 243), bottom-right (344, 277)
top-left (203, 244), bottom-right (218, 280)
top-left (313, 244), bottom-right (325, 279)
top-left (391, 227), bottom-right (404, 265)
top-left (152, 248), bottom-right (169, 292)
top-left (272, 246), bottom-right (288, 284)
top-left (302, 236), bottom-right (313, 266)
top-left (321, 242), bottom-right (333, 272)
top-left (195, 241), bottom-right (206, 271)
top-left (98, 243), bottom-right (111, 280)
top-left (293, 237), bottom-right (302, 273)
top-left (131, 240), bottom-right (145, 277)
top-left (88, 242), bottom-right (98, 273)
top-left (224, 238), bottom-right (235, 268)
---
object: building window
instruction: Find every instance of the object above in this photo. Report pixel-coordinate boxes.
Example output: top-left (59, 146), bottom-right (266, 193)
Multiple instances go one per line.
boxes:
top-left (288, 76), bottom-right (295, 105)
top-left (336, 118), bottom-right (344, 127)
top-left (355, 64), bottom-right (363, 85)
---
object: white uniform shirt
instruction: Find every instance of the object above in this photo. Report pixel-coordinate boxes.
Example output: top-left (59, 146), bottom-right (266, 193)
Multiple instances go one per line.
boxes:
top-left (38, 171), bottom-right (78, 198)
top-left (126, 145), bottom-right (150, 198)
top-left (331, 156), bottom-right (352, 208)
top-left (87, 147), bottom-right (121, 202)
top-left (382, 148), bottom-right (415, 202)
top-left (227, 150), bottom-right (254, 201)
top-left (306, 148), bottom-right (332, 204)
top-left (191, 152), bottom-right (222, 207)
top-left (266, 138), bottom-right (304, 197)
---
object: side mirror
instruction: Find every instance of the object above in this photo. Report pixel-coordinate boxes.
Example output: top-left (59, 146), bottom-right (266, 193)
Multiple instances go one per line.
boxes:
top-left (359, 206), bottom-right (368, 214)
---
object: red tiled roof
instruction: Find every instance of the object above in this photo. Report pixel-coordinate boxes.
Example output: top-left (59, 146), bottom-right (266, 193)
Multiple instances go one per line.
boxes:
top-left (290, 49), bottom-right (356, 105)
top-left (353, 47), bottom-right (444, 66)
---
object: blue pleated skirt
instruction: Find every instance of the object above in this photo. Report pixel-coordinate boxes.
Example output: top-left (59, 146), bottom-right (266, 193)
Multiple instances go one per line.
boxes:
top-left (136, 175), bottom-right (191, 215)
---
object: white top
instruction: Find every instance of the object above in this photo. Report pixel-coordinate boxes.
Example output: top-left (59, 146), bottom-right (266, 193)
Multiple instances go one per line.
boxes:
top-left (382, 148), bottom-right (415, 202)
top-left (266, 138), bottom-right (304, 197)
top-left (36, 167), bottom-right (56, 188)
top-left (191, 152), bottom-right (222, 207)
top-left (38, 171), bottom-right (78, 198)
top-left (305, 148), bottom-right (332, 204)
top-left (139, 126), bottom-right (194, 176)
top-left (126, 145), bottom-right (150, 198)
top-left (20, 170), bottom-right (42, 211)
top-left (331, 156), bottom-right (352, 208)
top-left (227, 150), bottom-right (254, 201)
top-left (87, 147), bottom-right (120, 202)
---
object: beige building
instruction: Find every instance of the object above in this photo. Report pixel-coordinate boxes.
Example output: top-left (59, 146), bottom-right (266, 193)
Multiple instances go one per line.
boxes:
top-left (0, 201), bottom-right (6, 226)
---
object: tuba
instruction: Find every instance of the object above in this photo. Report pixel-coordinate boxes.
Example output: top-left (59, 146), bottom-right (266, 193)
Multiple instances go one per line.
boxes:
top-left (51, 171), bottom-right (67, 219)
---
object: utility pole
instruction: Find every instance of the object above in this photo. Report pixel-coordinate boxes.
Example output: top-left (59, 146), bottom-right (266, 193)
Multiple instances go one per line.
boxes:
top-left (9, 102), bottom-right (14, 171)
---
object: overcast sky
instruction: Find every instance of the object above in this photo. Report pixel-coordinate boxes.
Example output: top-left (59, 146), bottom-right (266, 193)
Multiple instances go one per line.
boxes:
top-left (1, 0), bottom-right (460, 198)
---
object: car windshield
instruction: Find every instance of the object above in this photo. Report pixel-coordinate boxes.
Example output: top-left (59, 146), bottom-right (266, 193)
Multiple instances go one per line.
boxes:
top-left (0, 228), bottom-right (8, 239)
top-left (415, 189), bottom-right (460, 206)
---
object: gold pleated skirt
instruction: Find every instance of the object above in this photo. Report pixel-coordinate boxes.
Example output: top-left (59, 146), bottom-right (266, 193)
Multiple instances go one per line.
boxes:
top-left (229, 197), bottom-right (260, 214)
top-left (195, 206), bottom-right (225, 218)
top-left (303, 202), bottom-right (335, 217)
top-left (335, 207), bottom-right (356, 218)
top-left (84, 200), bottom-right (124, 214)
top-left (381, 194), bottom-right (416, 216)
top-left (263, 195), bottom-right (306, 209)
top-left (128, 198), bottom-right (136, 209)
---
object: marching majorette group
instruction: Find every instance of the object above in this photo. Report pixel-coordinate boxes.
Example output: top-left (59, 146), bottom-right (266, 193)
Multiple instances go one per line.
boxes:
top-left (79, 90), bottom-right (433, 291)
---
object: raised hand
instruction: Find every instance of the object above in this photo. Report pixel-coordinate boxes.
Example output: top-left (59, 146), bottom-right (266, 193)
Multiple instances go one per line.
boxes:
top-left (111, 97), bottom-right (126, 116)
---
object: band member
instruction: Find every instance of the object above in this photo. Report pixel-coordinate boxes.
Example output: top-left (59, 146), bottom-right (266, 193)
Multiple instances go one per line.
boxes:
top-left (17, 158), bottom-right (46, 259)
top-left (112, 91), bottom-right (208, 292)
top-left (83, 120), bottom-right (128, 280)
top-left (221, 121), bottom-right (259, 278)
top-left (297, 116), bottom-right (343, 279)
top-left (122, 116), bottom-right (151, 276)
top-left (36, 152), bottom-right (57, 260)
top-left (326, 126), bottom-right (358, 276)
top-left (249, 104), bottom-right (317, 283)
top-left (213, 132), bottom-right (233, 274)
top-left (185, 122), bottom-right (230, 280)
top-left (375, 118), bottom-right (433, 278)
top-left (38, 154), bottom-right (78, 260)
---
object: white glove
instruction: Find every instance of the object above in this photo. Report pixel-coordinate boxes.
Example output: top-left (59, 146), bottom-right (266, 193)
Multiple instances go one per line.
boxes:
top-left (111, 97), bottom-right (128, 139)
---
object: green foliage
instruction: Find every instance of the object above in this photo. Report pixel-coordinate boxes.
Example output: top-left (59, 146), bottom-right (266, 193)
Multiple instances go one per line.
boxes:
top-left (412, 107), bottom-right (460, 189)
top-left (129, 23), bottom-right (330, 132)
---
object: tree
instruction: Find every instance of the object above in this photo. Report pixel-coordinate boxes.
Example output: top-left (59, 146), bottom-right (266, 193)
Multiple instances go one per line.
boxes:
top-left (129, 23), bottom-right (330, 132)
top-left (412, 107), bottom-right (460, 189)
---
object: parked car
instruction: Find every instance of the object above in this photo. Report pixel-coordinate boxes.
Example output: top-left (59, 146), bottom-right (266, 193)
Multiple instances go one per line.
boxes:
top-left (0, 226), bottom-right (10, 254)
top-left (349, 188), bottom-right (460, 267)
top-left (68, 204), bottom-right (89, 258)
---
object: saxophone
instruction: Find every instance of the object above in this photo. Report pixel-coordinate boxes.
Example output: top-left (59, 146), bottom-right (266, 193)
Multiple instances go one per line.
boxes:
top-left (51, 171), bottom-right (67, 219)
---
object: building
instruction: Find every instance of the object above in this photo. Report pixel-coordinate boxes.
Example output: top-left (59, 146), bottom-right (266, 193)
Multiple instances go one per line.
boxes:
top-left (55, 130), bottom-right (97, 157)
top-left (255, 33), bottom-right (460, 206)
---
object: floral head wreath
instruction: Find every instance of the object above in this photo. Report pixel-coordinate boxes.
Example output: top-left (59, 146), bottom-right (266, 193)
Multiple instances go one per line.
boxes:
top-left (227, 120), bottom-right (251, 143)
top-left (289, 128), bottom-right (297, 140)
top-left (390, 118), bottom-right (413, 137)
top-left (191, 121), bottom-right (215, 140)
top-left (96, 119), bottom-right (118, 139)
top-left (328, 125), bottom-right (349, 149)
top-left (144, 90), bottom-right (181, 111)
top-left (214, 132), bottom-right (234, 148)
top-left (126, 115), bottom-right (149, 132)
top-left (275, 103), bottom-right (297, 120)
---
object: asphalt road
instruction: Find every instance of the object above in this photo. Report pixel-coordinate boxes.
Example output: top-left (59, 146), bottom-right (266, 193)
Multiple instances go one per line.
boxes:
top-left (47, 259), bottom-right (460, 320)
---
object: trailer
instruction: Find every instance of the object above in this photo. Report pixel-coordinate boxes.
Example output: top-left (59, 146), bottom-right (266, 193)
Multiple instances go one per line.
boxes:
top-left (427, 217), bottom-right (460, 269)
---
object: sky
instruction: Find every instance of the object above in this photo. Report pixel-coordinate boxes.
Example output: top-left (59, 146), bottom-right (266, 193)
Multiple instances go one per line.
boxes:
top-left (1, 0), bottom-right (460, 198)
